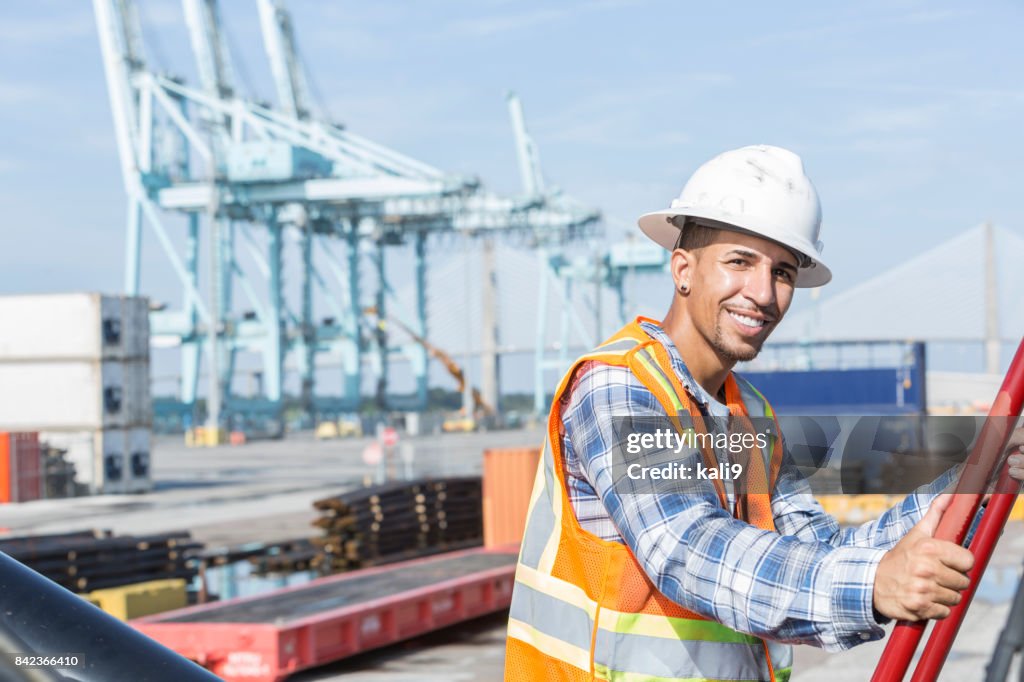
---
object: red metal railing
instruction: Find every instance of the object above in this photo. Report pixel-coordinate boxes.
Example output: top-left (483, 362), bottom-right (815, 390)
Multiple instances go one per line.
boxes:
top-left (872, 338), bottom-right (1024, 682)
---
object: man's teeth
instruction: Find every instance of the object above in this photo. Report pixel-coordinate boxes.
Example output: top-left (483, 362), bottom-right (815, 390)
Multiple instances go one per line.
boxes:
top-left (728, 311), bottom-right (766, 328)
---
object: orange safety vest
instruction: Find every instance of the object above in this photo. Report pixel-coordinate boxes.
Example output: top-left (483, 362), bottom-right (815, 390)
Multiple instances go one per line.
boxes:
top-left (505, 318), bottom-right (792, 682)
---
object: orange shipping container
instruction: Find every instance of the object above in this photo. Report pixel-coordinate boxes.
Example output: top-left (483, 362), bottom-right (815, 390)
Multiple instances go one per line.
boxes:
top-left (0, 432), bottom-right (42, 503)
top-left (483, 446), bottom-right (541, 548)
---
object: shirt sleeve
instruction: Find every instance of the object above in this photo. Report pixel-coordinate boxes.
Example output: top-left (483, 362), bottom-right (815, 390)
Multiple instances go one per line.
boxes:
top-left (564, 365), bottom-right (887, 652)
top-left (771, 446), bottom-right (965, 551)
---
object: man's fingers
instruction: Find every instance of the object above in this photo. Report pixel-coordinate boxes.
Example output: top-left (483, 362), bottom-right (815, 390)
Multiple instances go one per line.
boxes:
top-left (897, 588), bottom-right (962, 622)
top-left (1009, 456), bottom-right (1024, 483)
top-left (938, 545), bottom-right (975, 574)
top-left (941, 551), bottom-right (975, 575)
top-left (1004, 426), bottom-right (1024, 482)
top-left (932, 585), bottom-right (964, 608)
top-left (933, 565), bottom-right (971, 592)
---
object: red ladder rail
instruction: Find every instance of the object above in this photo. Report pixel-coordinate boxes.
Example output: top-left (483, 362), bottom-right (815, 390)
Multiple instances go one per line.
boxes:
top-left (871, 338), bottom-right (1024, 682)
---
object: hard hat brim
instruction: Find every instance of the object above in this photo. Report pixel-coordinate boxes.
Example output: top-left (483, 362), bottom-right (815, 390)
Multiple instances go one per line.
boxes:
top-left (637, 208), bottom-right (832, 288)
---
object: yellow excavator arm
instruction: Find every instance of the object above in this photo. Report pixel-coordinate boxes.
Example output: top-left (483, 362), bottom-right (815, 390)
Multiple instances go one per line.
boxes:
top-left (366, 308), bottom-right (494, 416)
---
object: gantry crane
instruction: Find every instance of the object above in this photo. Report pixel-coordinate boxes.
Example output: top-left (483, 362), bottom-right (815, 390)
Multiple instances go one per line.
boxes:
top-left (93, 0), bottom-right (600, 435)
top-left (504, 92), bottom-right (669, 413)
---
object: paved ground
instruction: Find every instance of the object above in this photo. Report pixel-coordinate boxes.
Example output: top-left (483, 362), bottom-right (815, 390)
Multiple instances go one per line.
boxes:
top-left (4, 428), bottom-right (1024, 680)
top-left (0, 428), bottom-right (545, 544)
top-left (1, 428), bottom-right (541, 680)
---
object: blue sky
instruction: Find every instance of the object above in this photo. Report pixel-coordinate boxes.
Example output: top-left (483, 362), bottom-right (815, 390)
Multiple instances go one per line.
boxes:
top-left (1, 1), bottom-right (1022, 391)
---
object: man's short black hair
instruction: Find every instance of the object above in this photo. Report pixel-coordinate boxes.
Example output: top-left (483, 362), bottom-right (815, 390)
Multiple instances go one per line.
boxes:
top-left (671, 216), bottom-right (809, 267)
top-left (672, 218), bottom-right (719, 252)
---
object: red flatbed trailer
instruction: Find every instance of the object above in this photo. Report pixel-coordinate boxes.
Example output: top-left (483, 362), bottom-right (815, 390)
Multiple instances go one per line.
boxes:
top-left (131, 547), bottom-right (518, 682)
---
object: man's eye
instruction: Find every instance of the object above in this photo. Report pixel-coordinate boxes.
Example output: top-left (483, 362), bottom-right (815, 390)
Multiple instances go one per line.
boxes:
top-left (774, 269), bottom-right (793, 282)
top-left (729, 259), bottom-right (747, 266)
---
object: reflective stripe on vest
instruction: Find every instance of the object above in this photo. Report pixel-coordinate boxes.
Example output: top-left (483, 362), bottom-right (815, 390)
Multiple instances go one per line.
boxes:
top-left (505, 318), bottom-right (793, 682)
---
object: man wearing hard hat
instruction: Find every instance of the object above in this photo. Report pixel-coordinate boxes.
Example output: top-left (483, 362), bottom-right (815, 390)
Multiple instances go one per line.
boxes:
top-left (505, 145), bottom-right (1024, 681)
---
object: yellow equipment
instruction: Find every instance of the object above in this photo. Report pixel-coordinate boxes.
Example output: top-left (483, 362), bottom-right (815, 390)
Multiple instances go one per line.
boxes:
top-left (365, 308), bottom-right (495, 417)
top-left (81, 578), bottom-right (187, 620)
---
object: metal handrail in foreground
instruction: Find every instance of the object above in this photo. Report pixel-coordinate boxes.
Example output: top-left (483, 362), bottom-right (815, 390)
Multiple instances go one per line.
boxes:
top-left (0, 551), bottom-right (220, 681)
top-left (871, 337), bottom-right (1024, 682)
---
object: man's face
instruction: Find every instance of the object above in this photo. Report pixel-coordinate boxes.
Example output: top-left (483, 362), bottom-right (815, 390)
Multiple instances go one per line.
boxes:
top-left (682, 230), bottom-right (799, 363)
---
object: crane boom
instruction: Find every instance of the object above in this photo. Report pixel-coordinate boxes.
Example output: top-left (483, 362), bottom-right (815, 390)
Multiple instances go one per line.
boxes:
top-left (381, 314), bottom-right (495, 416)
top-left (256, 0), bottom-right (313, 119)
top-left (182, 0), bottom-right (235, 100)
top-left (506, 91), bottom-right (544, 197)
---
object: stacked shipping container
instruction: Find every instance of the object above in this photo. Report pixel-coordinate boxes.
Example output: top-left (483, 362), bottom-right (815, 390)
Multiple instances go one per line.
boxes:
top-left (0, 293), bottom-right (153, 495)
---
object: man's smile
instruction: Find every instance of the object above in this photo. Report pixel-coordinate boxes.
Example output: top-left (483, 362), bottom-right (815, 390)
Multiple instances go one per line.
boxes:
top-left (724, 308), bottom-right (772, 335)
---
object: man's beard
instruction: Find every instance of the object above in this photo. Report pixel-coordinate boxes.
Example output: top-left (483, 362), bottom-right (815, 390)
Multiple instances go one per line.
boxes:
top-left (711, 319), bottom-right (764, 363)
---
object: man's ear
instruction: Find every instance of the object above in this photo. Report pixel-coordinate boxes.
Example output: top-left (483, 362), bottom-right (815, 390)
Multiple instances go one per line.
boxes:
top-left (670, 248), bottom-right (695, 294)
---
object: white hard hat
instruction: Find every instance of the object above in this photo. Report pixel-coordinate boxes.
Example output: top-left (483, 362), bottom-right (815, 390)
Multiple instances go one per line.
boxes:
top-left (638, 144), bottom-right (831, 287)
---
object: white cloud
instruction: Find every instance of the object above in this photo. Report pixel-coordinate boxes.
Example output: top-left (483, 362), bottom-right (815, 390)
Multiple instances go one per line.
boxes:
top-left (303, 26), bottom-right (393, 61)
top-left (447, 8), bottom-right (571, 38)
top-left (800, 81), bottom-right (1024, 129)
top-left (442, 0), bottom-right (652, 38)
top-left (744, 21), bottom-right (859, 48)
top-left (546, 116), bottom-right (691, 148)
top-left (528, 82), bottom-right (712, 149)
top-left (825, 162), bottom-right (937, 202)
top-left (813, 137), bottom-right (933, 156)
top-left (0, 13), bottom-right (94, 45)
top-left (590, 0), bottom-right (650, 8)
top-left (584, 178), bottom-right (681, 210)
top-left (744, 7), bottom-right (973, 49)
top-left (836, 104), bottom-right (945, 135)
top-left (687, 72), bottom-right (736, 85)
top-left (811, 82), bottom-right (1024, 101)
top-left (0, 82), bottom-right (49, 105)
top-left (898, 8), bottom-right (974, 24)
top-left (323, 81), bottom-right (496, 146)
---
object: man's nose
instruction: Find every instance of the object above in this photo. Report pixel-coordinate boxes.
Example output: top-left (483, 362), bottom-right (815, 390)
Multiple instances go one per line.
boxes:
top-left (743, 266), bottom-right (776, 308)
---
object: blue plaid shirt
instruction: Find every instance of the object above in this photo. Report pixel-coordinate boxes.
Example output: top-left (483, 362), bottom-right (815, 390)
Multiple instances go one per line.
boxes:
top-left (561, 321), bottom-right (961, 652)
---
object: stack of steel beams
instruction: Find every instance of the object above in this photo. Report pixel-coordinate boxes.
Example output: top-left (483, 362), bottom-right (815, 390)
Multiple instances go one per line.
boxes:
top-left (244, 538), bottom-right (319, 575)
top-left (311, 477), bottom-right (483, 571)
top-left (0, 529), bottom-right (201, 592)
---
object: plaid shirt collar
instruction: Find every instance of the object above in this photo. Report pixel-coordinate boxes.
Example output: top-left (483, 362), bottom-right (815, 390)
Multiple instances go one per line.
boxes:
top-left (637, 318), bottom-right (730, 418)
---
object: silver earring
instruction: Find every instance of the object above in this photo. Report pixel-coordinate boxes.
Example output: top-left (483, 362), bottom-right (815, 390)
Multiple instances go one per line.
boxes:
top-left (679, 283), bottom-right (688, 294)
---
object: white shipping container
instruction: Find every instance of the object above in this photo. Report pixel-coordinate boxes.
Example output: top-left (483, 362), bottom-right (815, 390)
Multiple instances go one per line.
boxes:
top-left (123, 296), bottom-right (151, 360)
top-left (0, 360), bottom-right (151, 431)
top-left (40, 429), bottom-right (127, 494)
top-left (0, 292), bottom-right (149, 361)
top-left (125, 358), bottom-right (153, 426)
top-left (125, 427), bottom-right (153, 493)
